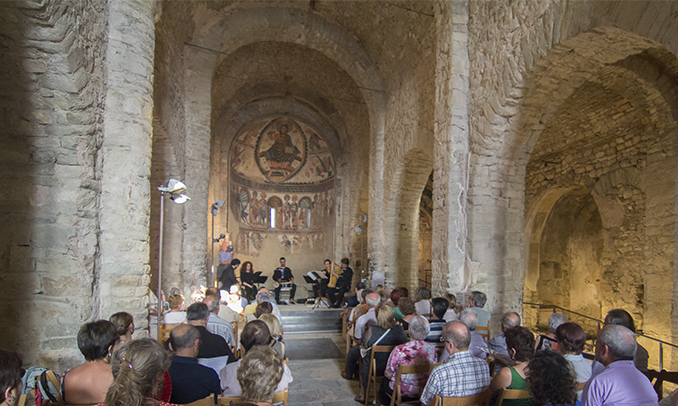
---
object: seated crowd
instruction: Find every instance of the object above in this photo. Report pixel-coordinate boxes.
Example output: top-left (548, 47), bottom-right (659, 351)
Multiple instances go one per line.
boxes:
top-left (0, 277), bottom-right (667, 406)
top-left (342, 287), bottom-right (662, 406)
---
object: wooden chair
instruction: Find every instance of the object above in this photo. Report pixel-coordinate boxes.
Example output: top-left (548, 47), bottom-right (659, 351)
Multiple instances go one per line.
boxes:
top-left (186, 394), bottom-right (217, 406)
top-left (364, 345), bottom-right (397, 406)
top-left (218, 396), bottom-right (242, 405)
top-left (476, 321), bottom-right (491, 340)
top-left (159, 323), bottom-right (181, 341)
top-left (576, 382), bottom-right (586, 391)
top-left (495, 388), bottom-right (533, 405)
top-left (431, 389), bottom-right (492, 406)
top-left (650, 369), bottom-right (678, 400)
top-left (387, 363), bottom-right (439, 406)
top-left (217, 387), bottom-right (288, 406)
top-left (272, 387), bottom-right (289, 406)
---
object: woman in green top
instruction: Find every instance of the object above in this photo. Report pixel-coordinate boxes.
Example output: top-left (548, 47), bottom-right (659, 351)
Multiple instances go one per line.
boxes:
top-left (489, 326), bottom-right (536, 406)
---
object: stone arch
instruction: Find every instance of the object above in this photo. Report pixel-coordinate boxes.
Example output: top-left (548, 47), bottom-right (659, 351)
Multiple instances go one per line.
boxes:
top-left (181, 6), bottom-right (386, 280)
top-left (383, 149), bottom-right (433, 290)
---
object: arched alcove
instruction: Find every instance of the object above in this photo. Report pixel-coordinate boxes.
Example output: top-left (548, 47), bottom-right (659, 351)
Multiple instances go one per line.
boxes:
top-left (418, 172), bottom-right (434, 288)
top-left (526, 187), bottom-right (604, 333)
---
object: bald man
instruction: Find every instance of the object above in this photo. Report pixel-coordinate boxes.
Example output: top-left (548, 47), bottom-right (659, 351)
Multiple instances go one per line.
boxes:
top-left (168, 324), bottom-right (221, 404)
top-left (583, 324), bottom-right (657, 406)
top-left (420, 322), bottom-right (490, 405)
top-left (487, 312), bottom-right (520, 357)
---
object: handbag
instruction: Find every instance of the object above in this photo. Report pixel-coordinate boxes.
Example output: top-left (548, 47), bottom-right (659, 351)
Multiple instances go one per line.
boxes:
top-left (360, 328), bottom-right (391, 358)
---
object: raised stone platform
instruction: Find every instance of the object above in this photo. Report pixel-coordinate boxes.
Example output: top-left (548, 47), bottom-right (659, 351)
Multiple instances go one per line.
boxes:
top-left (280, 305), bottom-right (343, 334)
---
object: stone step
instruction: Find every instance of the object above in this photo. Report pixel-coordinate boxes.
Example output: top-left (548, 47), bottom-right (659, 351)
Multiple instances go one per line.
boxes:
top-left (281, 309), bottom-right (343, 334)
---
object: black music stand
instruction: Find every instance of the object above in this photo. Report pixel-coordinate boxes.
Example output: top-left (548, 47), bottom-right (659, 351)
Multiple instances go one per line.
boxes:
top-left (254, 272), bottom-right (267, 289)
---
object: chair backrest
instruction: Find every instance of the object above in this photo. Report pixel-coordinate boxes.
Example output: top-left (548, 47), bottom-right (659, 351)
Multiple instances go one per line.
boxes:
top-left (185, 394), bottom-right (217, 406)
top-left (576, 382), bottom-right (586, 391)
top-left (159, 323), bottom-right (181, 340)
top-left (476, 320), bottom-right (490, 340)
top-left (218, 396), bottom-right (242, 405)
top-left (272, 387), bottom-right (288, 406)
top-left (390, 363), bottom-right (440, 406)
top-left (495, 388), bottom-right (533, 405)
top-left (431, 388), bottom-right (492, 406)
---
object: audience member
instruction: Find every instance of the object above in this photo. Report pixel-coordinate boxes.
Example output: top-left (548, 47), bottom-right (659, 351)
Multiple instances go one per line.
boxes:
top-left (204, 293), bottom-right (236, 347)
top-left (447, 308), bottom-right (488, 360)
top-left (109, 312), bottom-right (135, 344)
top-left (489, 326), bottom-right (535, 405)
top-left (389, 289), bottom-right (404, 319)
top-left (221, 320), bottom-right (292, 403)
top-left (395, 297), bottom-right (416, 330)
top-left (346, 282), bottom-right (366, 308)
top-left (591, 308), bottom-right (649, 376)
top-left (186, 303), bottom-right (236, 362)
top-left (236, 346), bottom-right (284, 406)
top-left (556, 322), bottom-right (591, 399)
top-left (400, 287), bottom-right (409, 298)
top-left (167, 324), bottom-right (221, 404)
top-left (0, 350), bottom-right (23, 406)
top-left (255, 302), bottom-right (273, 319)
top-left (526, 350), bottom-right (582, 406)
top-left (425, 298), bottom-right (449, 343)
top-left (244, 290), bottom-right (282, 325)
top-left (102, 338), bottom-right (174, 406)
top-left (536, 313), bottom-right (567, 351)
top-left (355, 305), bottom-right (408, 403)
top-left (466, 291), bottom-right (490, 328)
top-left (488, 312), bottom-right (521, 357)
top-left (259, 313), bottom-right (285, 359)
top-left (582, 324), bottom-right (657, 406)
top-left (164, 294), bottom-right (186, 324)
top-left (414, 287), bottom-right (432, 316)
top-left (443, 293), bottom-right (458, 322)
top-left (342, 292), bottom-right (380, 381)
top-left (420, 322), bottom-right (490, 405)
top-left (63, 320), bottom-right (120, 405)
top-left (380, 316), bottom-right (437, 405)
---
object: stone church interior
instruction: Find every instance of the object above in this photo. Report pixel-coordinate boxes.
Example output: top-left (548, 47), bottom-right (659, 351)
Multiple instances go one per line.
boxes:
top-left (2, 0), bottom-right (678, 404)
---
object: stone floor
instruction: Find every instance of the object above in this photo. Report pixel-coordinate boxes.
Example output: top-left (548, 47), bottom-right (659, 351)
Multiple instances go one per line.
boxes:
top-left (286, 332), bottom-right (363, 406)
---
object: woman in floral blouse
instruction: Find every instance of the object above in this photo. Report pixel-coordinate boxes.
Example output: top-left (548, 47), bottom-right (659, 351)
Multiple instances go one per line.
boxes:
top-left (379, 315), bottom-right (438, 405)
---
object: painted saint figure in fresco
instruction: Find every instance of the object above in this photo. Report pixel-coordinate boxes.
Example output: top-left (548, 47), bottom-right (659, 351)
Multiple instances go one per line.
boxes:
top-left (259, 123), bottom-right (301, 172)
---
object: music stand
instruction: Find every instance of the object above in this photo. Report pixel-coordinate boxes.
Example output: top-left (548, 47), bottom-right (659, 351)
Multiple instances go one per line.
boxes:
top-left (254, 272), bottom-right (267, 289)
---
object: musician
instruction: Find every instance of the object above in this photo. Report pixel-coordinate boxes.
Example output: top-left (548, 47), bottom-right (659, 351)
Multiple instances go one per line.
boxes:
top-left (328, 257), bottom-right (353, 308)
top-left (240, 261), bottom-right (257, 303)
top-left (313, 259), bottom-right (332, 299)
top-left (218, 258), bottom-right (241, 292)
top-left (272, 257), bottom-right (296, 305)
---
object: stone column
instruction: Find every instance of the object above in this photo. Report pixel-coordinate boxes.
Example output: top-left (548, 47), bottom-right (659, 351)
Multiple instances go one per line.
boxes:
top-left (98, 0), bottom-right (156, 326)
top-left (431, 0), bottom-right (470, 296)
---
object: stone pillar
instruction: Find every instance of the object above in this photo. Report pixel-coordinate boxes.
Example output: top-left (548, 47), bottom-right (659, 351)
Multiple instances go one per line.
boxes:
top-left (181, 46), bottom-right (217, 291)
top-left (367, 103), bottom-right (386, 278)
top-left (98, 0), bottom-right (156, 326)
top-left (431, 0), bottom-right (470, 296)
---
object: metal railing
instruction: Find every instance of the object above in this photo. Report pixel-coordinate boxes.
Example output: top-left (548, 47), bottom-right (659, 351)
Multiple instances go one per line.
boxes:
top-left (523, 301), bottom-right (678, 371)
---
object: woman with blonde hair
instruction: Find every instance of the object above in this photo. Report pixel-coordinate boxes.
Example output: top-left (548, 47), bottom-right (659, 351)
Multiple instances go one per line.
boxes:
top-left (259, 314), bottom-right (285, 359)
top-left (236, 346), bottom-right (284, 406)
top-left (163, 294), bottom-right (186, 324)
top-left (101, 338), bottom-right (175, 406)
top-left (354, 304), bottom-right (408, 403)
top-left (109, 312), bottom-right (135, 344)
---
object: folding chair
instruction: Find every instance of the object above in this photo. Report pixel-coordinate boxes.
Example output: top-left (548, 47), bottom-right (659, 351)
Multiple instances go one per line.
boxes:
top-left (495, 388), bottom-right (533, 405)
top-left (431, 389), bottom-right (492, 406)
top-left (387, 363), bottom-right (440, 406)
top-left (476, 321), bottom-right (491, 340)
top-left (364, 345), bottom-right (396, 406)
top-left (272, 387), bottom-right (289, 406)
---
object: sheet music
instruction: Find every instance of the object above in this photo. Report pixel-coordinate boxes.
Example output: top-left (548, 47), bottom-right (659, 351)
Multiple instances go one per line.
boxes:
top-left (317, 271), bottom-right (328, 279)
top-left (307, 271), bottom-right (318, 281)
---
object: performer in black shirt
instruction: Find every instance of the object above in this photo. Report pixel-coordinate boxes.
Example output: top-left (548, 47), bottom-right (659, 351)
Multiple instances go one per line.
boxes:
top-left (328, 257), bottom-right (353, 308)
top-left (218, 258), bottom-right (241, 292)
top-left (272, 257), bottom-right (296, 304)
top-left (240, 261), bottom-right (257, 302)
top-left (313, 259), bottom-right (332, 299)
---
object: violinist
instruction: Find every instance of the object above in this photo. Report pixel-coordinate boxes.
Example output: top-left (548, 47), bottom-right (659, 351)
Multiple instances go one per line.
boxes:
top-left (327, 257), bottom-right (353, 308)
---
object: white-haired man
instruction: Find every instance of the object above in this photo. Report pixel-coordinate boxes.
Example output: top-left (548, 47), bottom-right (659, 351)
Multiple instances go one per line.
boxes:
top-left (441, 308), bottom-right (488, 362)
top-left (420, 322), bottom-right (490, 406)
top-left (467, 291), bottom-right (490, 328)
top-left (583, 324), bottom-right (657, 406)
top-left (487, 312), bottom-right (520, 357)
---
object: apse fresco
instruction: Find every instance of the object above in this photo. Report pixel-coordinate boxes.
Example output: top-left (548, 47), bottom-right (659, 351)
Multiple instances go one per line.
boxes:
top-left (231, 117), bottom-right (334, 185)
top-left (230, 116), bottom-right (336, 255)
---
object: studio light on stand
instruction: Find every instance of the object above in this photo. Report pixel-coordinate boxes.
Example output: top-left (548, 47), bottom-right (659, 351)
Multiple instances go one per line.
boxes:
top-left (210, 200), bottom-right (226, 287)
top-left (157, 178), bottom-right (190, 340)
